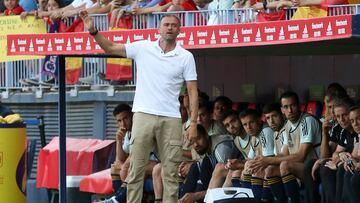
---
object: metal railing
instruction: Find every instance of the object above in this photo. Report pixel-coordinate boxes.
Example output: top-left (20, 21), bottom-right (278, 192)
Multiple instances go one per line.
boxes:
top-left (328, 4), bottom-right (360, 16)
top-left (131, 4), bottom-right (360, 29)
top-left (1, 4), bottom-right (359, 97)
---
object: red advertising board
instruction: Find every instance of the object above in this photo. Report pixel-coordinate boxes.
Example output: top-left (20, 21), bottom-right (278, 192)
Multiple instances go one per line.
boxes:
top-left (7, 15), bottom-right (352, 56)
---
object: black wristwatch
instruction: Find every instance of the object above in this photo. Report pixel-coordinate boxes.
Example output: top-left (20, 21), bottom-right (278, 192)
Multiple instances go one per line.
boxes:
top-left (89, 28), bottom-right (98, 36)
top-left (263, 1), bottom-right (268, 10)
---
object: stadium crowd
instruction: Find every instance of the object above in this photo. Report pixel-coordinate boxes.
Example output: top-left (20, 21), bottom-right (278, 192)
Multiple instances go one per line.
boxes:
top-left (0, 0), bottom-right (352, 25)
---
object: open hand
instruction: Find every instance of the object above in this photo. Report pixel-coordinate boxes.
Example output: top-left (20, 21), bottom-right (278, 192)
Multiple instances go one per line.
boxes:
top-left (79, 10), bottom-right (95, 32)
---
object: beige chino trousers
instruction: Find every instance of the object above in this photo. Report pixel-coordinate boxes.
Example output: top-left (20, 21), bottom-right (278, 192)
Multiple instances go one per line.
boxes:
top-left (126, 112), bottom-right (183, 203)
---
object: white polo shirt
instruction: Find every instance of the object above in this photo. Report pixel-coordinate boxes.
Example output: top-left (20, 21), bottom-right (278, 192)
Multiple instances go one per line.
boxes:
top-left (125, 40), bottom-right (197, 118)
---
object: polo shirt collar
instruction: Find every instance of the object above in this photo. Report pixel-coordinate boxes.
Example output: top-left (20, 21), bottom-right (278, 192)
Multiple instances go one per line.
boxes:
top-left (153, 39), bottom-right (180, 56)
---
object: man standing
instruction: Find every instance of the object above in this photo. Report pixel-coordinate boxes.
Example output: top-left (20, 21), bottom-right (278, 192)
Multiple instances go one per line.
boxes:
top-left (80, 12), bottom-right (198, 203)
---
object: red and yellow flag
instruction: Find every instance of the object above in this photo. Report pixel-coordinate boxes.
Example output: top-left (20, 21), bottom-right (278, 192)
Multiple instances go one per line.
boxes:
top-left (106, 58), bottom-right (133, 81)
top-left (65, 57), bottom-right (82, 85)
top-left (105, 27), bottom-right (133, 81)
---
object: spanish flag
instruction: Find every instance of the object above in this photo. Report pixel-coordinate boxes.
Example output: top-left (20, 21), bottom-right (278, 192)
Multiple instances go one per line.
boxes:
top-left (106, 58), bottom-right (133, 81)
top-left (106, 27), bottom-right (133, 81)
top-left (66, 57), bottom-right (82, 85)
top-left (291, 6), bottom-right (328, 20)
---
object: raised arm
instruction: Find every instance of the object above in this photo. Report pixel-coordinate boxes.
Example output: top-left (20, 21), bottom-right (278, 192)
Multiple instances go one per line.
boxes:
top-left (79, 10), bottom-right (127, 57)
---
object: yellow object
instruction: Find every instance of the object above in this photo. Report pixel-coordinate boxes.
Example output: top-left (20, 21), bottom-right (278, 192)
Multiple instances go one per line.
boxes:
top-left (107, 58), bottom-right (133, 65)
top-left (0, 16), bottom-right (46, 62)
top-left (348, 0), bottom-right (360, 4)
top-left (0, 117), bottom-right (6, 124)
top-left (65, 57), bottom-right (83, 70)
top-left (4, 114), bottom-right (23, 124)
top-left (0, 124), bottom-right (27, 202)
top-left (291, 6), bottom-right (328, 20)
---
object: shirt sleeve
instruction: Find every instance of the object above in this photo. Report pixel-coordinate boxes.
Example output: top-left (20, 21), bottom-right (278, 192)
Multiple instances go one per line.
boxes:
top-left (261, 127), bottom-right (275, 157)
top-left (300, 116), bottom-right (320, 144)
top-left (125, 40), bottom-right (145, 60)
top-left (182, 52), bottom-right (197, 81)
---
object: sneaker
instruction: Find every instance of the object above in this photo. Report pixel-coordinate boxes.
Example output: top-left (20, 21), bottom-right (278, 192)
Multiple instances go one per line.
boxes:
top-left (79, 75), bottom-right (94, 85)
top-left (94, 196), bottom-right (118, 203)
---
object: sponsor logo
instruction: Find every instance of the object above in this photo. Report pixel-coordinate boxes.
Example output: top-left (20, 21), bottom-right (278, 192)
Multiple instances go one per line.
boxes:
top-left (288, 25), bottom-right (299, 31)
top-left (197, 31), bottom-right (207, 37)
top-left (336, 20), bottom-right (347, 26)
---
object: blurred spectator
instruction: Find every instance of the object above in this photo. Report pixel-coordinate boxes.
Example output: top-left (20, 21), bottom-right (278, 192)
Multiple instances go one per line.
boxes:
top-left (109, 0), bottom-right (134, 27)
top-left (37, 0), bottom-right (48, 11)
top-left (166, 0), bottom-right (197, 11)
top-left (207, 0), bottom-right (234, 25)
top-left (195, 0), bottom-right (210, 10)
top-left (39, 0), bottom-right (63, 19)
top-left (2, 0), bottom-right (25, 15)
